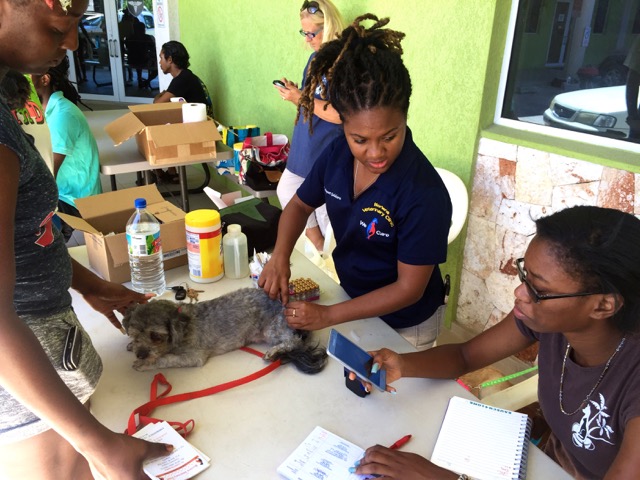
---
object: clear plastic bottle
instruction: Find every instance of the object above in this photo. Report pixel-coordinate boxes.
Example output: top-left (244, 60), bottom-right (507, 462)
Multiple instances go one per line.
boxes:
top-left (126, 198), bottom-right (166, 295)
top-left (223, 224), bottom-right (249, 279)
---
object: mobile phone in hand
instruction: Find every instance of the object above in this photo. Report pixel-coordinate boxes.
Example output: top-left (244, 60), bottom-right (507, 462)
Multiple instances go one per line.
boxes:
top-left (327, 329), bottom-right (387, 392)
top-left (273, 79), bottom-right (287, 89)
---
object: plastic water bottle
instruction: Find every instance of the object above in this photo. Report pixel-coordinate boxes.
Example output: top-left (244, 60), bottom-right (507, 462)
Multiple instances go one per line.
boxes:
top-left (126, 198), bottom-right (166, 295)
top-left (223, 224), bottom-right (249, 279)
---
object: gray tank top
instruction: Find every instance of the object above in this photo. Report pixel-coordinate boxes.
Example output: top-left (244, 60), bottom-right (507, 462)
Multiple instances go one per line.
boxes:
top-left (0, 102), bottom-right (72, 315)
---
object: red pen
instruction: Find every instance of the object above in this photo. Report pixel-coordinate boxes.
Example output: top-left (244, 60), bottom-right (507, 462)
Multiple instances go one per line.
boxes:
top-left (389, 434), bottom-right (412, 450)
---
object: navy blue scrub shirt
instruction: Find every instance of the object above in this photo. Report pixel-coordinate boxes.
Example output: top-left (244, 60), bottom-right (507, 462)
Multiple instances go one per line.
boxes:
top-left (297, 127), bottom-right (452, 329)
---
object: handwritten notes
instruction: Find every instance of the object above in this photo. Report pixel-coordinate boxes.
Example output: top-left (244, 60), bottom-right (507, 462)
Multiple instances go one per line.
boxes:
top-left (277, 426), bottom-right (375, 480)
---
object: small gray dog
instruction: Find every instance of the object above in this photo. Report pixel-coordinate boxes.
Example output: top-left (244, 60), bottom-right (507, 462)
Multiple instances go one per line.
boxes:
top-left (122, 288), bottom-right (327, 374)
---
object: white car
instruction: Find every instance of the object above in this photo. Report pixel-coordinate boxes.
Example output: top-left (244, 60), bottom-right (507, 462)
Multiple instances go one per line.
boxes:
top-left (543, 85), bottom-right (629, 139)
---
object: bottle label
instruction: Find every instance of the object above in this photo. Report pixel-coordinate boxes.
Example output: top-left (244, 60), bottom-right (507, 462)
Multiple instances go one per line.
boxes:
top-left (127, 232), bottom-right (162, 257)
top-left (185, 228), bottom-right (223, 281)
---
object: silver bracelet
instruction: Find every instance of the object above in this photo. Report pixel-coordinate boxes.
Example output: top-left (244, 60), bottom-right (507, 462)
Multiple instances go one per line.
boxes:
top-left (457, 475), bottom-right (469, 480)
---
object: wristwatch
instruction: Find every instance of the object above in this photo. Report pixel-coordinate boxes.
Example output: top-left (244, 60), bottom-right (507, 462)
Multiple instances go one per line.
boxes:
top-left (457, 475), bottom-right (469, 480)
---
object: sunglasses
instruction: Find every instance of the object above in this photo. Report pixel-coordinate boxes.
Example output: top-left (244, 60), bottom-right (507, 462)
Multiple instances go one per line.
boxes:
top-left (299, 27), bottom-right (324, 39)
top-left (515, 258), bottom-right (601, 303)
top-left (301, 0), bottom-right (323, 15)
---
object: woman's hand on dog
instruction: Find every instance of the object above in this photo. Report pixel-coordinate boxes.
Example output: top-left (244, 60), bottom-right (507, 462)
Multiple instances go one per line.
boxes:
top-left (259, 253), bottom-right (291, 304)
top-left (285, 301), bottom-right (331, 330)
top-left (81, 282), bottom-right (153, 333)
top-left (71, 258), bottom-right (153, 332)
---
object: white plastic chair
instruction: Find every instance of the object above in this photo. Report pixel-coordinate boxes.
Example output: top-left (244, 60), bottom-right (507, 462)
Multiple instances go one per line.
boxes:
top-left (435, 167), bottom-right (469, 244)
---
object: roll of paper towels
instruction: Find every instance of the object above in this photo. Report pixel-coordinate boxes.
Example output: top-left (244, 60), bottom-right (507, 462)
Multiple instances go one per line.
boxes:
top-left (182, 103), bottom-right (207, 123)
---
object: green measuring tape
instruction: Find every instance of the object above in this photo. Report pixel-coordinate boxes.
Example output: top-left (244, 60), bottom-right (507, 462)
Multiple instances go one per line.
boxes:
top-left (477, 365), bottom-right (538, 389)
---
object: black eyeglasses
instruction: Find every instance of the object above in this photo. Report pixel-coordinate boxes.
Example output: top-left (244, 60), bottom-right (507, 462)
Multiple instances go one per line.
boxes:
top-left (515, 258), bottom-right (601, 303)
top-left (299, 27), bottom-right (323, 39)
top-left (301, 0), bottom-right (323, 15)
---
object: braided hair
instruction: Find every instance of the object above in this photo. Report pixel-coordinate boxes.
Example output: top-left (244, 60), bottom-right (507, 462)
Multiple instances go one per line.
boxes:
top-left (298, 14), bottom-right (411, 133)
top-left (535, 206), bottom-right (640, 334)
top-left (0, 70), bottom-right (31, 110)
top-left (46, 56), bottom-right (82, 106)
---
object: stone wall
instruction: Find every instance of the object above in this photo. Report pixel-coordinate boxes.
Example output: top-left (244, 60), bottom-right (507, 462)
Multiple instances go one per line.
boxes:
top-left (456, 137), bottom-right (638, 335)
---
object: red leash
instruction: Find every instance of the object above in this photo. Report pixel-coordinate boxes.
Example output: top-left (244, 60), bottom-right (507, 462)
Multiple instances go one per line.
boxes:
top-left (126, 347), bottom-right (282, 437)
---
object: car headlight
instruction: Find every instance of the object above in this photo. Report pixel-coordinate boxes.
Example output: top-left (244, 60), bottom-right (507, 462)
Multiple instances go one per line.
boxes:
top-left (575, 112), bottom-right (617, 128)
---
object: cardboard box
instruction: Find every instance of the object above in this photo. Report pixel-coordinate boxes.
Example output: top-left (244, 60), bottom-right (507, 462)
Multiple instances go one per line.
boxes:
top-left (58, 185), bottom-right (188, 284)
top-left (104, 103), bottom-right (222, 166)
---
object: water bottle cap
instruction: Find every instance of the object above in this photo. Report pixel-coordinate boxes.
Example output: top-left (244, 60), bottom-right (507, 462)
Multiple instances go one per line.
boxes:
top-left (134, 198), bottom-right (147, 209)
top-left (227, 224), bottom-right (241, 234)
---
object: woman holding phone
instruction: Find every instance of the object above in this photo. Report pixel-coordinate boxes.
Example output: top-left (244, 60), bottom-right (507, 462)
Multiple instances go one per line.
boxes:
top-left (353, 206), bottom-right (640, 479)
top-left (274, 0), bottom-right (344, 252)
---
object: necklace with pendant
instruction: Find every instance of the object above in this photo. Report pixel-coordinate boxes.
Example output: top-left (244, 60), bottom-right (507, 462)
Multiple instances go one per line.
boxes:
top-left (353, 161), bottom-right (378, 199)
top-left (558, 335), bottom-right (626, 416)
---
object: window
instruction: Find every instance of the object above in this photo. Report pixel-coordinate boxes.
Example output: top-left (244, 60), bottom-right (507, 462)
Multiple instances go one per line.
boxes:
top-left (593, 0), bottom-right (610, 34)
top-left (498, 0), bottom-right (640, 150)
top-left (525, 0), bottom-right (543, 33)
top-left (633, 5), bottom-right (640, 34)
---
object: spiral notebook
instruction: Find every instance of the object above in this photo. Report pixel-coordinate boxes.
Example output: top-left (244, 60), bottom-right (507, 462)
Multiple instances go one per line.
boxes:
top-left (431, 396), bottom-right (532, 480)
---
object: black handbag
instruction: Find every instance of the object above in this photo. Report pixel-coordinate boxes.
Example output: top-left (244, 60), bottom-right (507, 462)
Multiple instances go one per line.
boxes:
top-left (244, 160), bottom-right (286, 191)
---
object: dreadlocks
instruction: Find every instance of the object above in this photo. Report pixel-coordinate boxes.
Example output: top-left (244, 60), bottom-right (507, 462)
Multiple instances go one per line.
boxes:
top-left (298, 14), bottom-right (411, 133)
top-left (46, 56), bottom-right (82, 106)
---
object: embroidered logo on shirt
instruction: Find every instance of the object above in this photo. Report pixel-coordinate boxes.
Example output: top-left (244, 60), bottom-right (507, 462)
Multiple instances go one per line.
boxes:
top-left (366, 218), bottom-right (378, 239)
top-left (362, 202), bottom-right (395, 227)
top-left (359, 202), bottom-right (393, 240)
top-left (571, 393), bottom-right (615, 450)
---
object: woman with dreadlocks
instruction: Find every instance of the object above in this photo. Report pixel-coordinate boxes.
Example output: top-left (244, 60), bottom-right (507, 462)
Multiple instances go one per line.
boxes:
top-left (261, 15), bottom-right (452, 350)
top-left (274, 0), bottom-right (344, 252)
top-left (0, 0), bottom-right (171, 478)
top-left (31, 56), bottom-right (102, 242)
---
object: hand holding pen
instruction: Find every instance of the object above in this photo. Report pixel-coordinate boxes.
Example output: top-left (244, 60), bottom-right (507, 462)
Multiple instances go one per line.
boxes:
top-left (349, 434), bottom-right (456, 479)
top-left (349, 434), bottom-right (411, 474)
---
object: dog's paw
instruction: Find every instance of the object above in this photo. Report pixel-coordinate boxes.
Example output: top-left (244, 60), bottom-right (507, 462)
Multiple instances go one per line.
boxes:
top-left (126, 342), bottom-right (133, 352)
top-left (132, 359), bottom-right (155, 371)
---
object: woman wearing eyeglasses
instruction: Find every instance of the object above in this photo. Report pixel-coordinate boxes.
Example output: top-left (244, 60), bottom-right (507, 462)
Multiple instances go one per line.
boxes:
top-left (350, 205), bottom-right (640, 479)
top-left (274, 0), bottom-right (344, 252)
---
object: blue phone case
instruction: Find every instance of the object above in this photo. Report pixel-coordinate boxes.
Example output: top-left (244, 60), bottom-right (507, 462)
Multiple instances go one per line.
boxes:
top-left (326, 329), bottom-right (386, 391)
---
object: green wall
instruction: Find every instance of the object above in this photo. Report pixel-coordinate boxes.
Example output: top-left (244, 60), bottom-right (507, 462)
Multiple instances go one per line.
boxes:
top-left (179, 0), bottom-right (501, 325)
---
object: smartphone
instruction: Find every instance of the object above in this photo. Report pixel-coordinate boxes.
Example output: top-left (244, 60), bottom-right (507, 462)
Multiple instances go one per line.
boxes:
top-left (273, 79), bottom-right (287, 89)
top-left (62, 326), bottom-right (82, 371)
top-left (326, 329), bottom-right (387, 392)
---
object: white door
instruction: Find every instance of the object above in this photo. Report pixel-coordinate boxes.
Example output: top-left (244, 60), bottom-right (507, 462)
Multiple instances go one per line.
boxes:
top-left (69, 0), bottom-right (159, 103)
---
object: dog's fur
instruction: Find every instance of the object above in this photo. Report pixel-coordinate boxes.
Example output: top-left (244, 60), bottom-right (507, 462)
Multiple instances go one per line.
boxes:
top-left (122, 288), bottom-right (327, 374)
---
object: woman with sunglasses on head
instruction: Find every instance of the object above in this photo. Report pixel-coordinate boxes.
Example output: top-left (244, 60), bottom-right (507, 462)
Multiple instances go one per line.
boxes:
top-left (261, 15), bottom-right (452, 351)
top-left (351, 205), bottom-right (640, 479)
top-left (274, 0), bottom-right (344, 252)
top-left (0, 0), bottom-right (171, 478)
